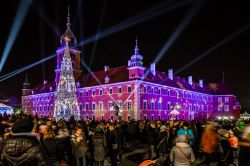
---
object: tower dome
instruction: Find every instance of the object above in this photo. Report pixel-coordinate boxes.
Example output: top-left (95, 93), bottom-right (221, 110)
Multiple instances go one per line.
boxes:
top-left (128, 38), bottom-right (143, 67)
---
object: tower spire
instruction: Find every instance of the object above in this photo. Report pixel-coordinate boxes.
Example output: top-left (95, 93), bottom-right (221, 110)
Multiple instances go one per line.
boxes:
top-left (134, 37), bottom-right (139, 54)
top-left (67, 5), bottom-right (71, 27)
top-left (60, 5), bottom-right (77, 46)
top-left (25, 73), bottom-right (29, 83)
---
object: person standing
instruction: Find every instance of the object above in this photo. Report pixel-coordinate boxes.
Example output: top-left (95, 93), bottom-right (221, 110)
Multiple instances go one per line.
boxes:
top-left (43, 125), bottom-right (60, 166)
top-left (200, 123), bottom-right (219, 166)
top-left (177, 122), bottom-right (194, 145)
top-left (156, 125), bottom-right (170, 165)
top-left (71, 127), bottom-right (88, 166)
top-left (107, 124), bottom-right (119, 166)
top-left (146, 121), bottom-right (157, 159)
top-left (239, 123), bottom-right (250, 166)
top-left (1, 118), bottom-right (49, 166)
top-left (170, 135), bottom-right (195, 166)
top-left (92, 128), bottom-right (106, 166)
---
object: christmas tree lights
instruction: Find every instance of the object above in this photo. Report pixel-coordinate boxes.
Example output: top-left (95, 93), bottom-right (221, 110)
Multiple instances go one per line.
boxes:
top-left (54, 36), bottom-right (80, 121)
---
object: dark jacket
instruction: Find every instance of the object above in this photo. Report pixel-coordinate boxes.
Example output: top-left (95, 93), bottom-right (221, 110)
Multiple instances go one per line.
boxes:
top-left (43, 139), bottom-right (60, 165)
top-left (92, 133), bottom-right (106, 161)
top-left (146, 126), bottom-right (156, 145)
top-left (1, 133), bottom-right (49, 166)
top-left (157, 131), bottom-right (169, 153)
top-left (70, 133), bottom-right (88, 158)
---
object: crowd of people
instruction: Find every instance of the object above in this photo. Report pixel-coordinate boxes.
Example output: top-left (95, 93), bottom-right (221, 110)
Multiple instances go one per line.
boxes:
top-left (0, 112), bottom-right (250, 166)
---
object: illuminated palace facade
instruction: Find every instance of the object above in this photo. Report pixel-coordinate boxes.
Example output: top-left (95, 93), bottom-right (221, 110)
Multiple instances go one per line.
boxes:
top-left (21, 16), bottom-right (241, 121)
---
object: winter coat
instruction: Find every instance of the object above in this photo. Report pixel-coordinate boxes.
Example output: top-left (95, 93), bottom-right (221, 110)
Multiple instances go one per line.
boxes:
top-left (170, 143), bottom-right (195, 166)
top-left (157, 131), bottom-right (169, 154)
top-left (200, 130), bottom-right (218, 154)
top-left (0, 133), bottom-right (49, 166)
top-left (177, 128), bottom-right (194, 142)
top-left (70, 133), bottom-right (88, 157)
top-left (146, 126), bottom-right (156, 145)
top-left (43, 138), bottom-right (60, 165)
top-left (92, 134), bottom-right (106, 161)
top-left (219, 136), bottom-right (233, 164)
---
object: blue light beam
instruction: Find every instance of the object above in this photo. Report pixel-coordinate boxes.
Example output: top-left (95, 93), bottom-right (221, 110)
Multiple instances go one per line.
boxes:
top-left (0, 54), bottom-right (56, 82)
top-left (89, 0), bottom-right (108, 68)
top-left (0, 0), bottom-right (192, 81)
top-left (175, 22), bottom-right (250, 74)
top-left (153, 0), bottom-right (204, 66)
top-left (80, 59), bottom-right (119, 105)
top-left (79, 0), bottom-right (193, 47)
top-left (31, 1), bottom-right (60, 36)
top-left (0, 0), bottom-right (32, 72)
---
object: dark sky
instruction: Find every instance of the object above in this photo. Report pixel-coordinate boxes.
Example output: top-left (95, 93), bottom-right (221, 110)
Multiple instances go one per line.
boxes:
top-left (0, 0), bottom-right (250, 110)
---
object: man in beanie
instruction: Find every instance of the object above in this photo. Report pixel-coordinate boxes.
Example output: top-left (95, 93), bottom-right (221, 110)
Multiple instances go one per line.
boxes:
top-left (0, 118), bottom-right (49, 166)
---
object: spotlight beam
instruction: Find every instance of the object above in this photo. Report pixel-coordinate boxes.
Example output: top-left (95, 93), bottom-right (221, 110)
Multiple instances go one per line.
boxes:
top-left (0, 0), bottom-right (32, 72)
top-left (143, 0), bottom-right (204, 87)
top-left (89, 0), bottom-right (108, 68)
top-left (0, 54), bottom-right (56, 82)
top-left (79, 0), bottom-right (193, 47)
top-left (80, 59), bottom-right (119, 106)
top-left (31, 1), bottom-right (60, 36)
top-left (0, 0), bottom-right (192, 81)
top-left (175, 22), bottom-right (250, 74)
top-left (152, 0), bottom-right (204, 68)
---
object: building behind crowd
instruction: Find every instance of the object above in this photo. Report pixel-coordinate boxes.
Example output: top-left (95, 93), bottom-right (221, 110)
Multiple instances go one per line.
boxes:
top-left (21, 12), bottom-right (241, 121)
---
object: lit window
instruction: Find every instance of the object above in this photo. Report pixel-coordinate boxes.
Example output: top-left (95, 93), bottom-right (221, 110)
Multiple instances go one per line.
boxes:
top-left (128, 101), bottom-right (132, 110)
top-left (225, 97), bottom-right (229, 103)
top-left (118, 86), bottom-right (122, 93)
top-left (224, 105), bottom-right (229, 111)
top-left (218, 97), bottom-right (222, 103)
top-left (99, 102), bottom-right (103, 111)
top-left (218, 105), bottom-right (223, 111)
top-left (109, 102), bottom-right (113, 111)
top-left (117, 101), bottom-right (123, 108)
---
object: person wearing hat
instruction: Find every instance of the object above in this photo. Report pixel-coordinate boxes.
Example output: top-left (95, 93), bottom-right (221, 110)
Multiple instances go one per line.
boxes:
top-left (0, 118), bottom-right (49, 166)
top-left (170, 135), bottom-right (195, 166)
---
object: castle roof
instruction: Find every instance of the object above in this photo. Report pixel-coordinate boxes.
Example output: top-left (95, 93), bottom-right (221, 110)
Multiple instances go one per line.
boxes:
top-left (31, 66), bottom-right (233, 95)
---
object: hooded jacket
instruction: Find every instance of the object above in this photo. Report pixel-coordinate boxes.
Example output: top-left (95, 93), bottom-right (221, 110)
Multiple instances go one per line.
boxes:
top-left (1, 133), bottom-right (49, 166)
top-left (170, 135), bottom-right (195, 166)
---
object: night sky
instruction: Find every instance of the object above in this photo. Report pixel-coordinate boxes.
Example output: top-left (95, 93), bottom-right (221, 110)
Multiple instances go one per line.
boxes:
top-left (0, 0), bottom-right (250, 111)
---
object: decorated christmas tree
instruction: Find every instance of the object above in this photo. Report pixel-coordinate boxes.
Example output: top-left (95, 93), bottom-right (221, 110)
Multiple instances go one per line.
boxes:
top-left (54, 36), bottom-right (80, 121)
